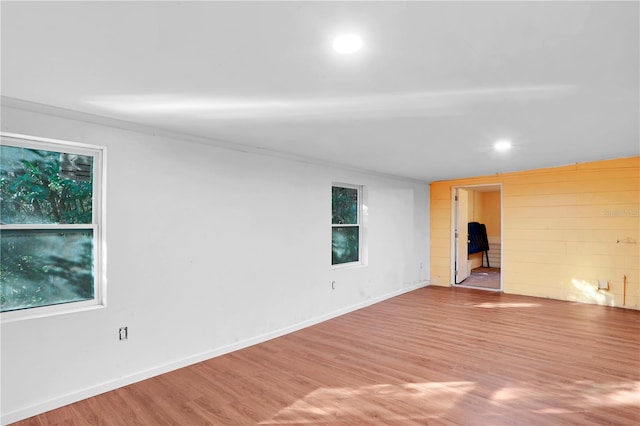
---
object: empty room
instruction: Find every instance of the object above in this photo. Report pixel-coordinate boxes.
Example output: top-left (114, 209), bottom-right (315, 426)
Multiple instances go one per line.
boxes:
top-left (1, 1), bottom-right (638, 425)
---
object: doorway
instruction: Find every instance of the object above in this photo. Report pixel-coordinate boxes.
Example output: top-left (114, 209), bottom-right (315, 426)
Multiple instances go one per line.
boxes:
top-left (452, 184), bottom-right (502, 290)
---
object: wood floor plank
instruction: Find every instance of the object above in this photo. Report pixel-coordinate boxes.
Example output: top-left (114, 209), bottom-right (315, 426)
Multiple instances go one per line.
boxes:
top-left (11, 287), bottom-right (640, 425)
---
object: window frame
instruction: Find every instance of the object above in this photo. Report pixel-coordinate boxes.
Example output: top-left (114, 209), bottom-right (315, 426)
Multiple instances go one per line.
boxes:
top-left (0, 132), bottom-right (106, 322)
top-left (331, 183), bottom-right (362, 268)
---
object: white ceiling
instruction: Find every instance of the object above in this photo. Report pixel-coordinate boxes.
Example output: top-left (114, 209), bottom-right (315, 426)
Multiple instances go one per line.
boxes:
top-left (2, 1), bottom-right (638, 181)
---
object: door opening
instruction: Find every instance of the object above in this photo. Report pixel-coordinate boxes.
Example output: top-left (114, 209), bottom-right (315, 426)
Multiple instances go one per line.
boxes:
top-left (452, 184), bottom-right (502, 290)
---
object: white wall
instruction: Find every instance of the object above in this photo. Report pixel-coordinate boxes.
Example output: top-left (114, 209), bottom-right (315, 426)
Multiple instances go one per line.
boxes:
top-left (0, 104), bottom-right (430, 424)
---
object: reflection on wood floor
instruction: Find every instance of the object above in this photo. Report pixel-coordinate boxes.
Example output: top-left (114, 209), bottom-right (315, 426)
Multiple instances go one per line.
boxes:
top-left (13, 286), bottom-right (640, 425)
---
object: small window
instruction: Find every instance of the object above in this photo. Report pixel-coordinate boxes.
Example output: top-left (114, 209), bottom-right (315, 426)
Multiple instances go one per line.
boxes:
top-left (332, 185), bottom-right (361, 266)
top-left (1, 133), bottom-right (105, 320)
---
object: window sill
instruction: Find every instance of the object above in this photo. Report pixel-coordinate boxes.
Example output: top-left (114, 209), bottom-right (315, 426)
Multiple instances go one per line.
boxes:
top-left (0, 302), bottom-right (106, 323)
top-left (331, 261), bottom-right (365, 270)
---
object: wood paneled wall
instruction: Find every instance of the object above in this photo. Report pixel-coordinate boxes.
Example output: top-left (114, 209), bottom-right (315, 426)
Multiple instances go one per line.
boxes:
top-left (468, 190), bottom-right (501, 269)
top-left (430, 156), bottom-right (640, 309)
top-left (481, 191), bottom-right (501, 238)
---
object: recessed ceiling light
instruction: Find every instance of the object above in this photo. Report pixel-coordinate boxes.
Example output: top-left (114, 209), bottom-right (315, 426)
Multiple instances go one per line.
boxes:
top-left (333, 34), bottom-right (362, 54)
top-left (494, 139), bottom-right (512, 152)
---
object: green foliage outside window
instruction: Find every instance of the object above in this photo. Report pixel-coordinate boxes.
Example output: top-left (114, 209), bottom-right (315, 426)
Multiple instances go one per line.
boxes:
top-left (332, 227), bottom-right (359, 265)
top-left (0, 146), bottom-right (92, 224)
top-left (332, 186), bottom-right (360, 265)
top-left (332, 186), bottom-right (358, 224)
top-left (0, 145), bottom-right (95, 313)
top-left (1, 230), bottom-right (94, 311)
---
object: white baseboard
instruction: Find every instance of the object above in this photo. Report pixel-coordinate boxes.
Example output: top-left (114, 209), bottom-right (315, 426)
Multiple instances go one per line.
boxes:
top-left (1, 281), bottom-right (429, 425)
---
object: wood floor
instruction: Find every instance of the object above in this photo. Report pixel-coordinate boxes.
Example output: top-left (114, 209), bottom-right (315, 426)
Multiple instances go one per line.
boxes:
top-left (14, 287), bottom-right (640, 425)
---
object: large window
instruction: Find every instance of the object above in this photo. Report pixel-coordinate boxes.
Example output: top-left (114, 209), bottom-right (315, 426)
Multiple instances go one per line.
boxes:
top-left (0, 133), bottom-right (105, 320)
top-left (332, 185), bottom-right (361, 266)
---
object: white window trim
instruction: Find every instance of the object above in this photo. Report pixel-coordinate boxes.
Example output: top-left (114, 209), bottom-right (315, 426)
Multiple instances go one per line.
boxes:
top-left (0, 132), bottom-right (107, 322)
top-left (331, 183), bottom-right (363, 269)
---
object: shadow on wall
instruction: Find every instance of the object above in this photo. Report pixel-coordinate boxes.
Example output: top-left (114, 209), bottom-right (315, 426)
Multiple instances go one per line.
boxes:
top-left (570, 279), bottom-right (614, 307)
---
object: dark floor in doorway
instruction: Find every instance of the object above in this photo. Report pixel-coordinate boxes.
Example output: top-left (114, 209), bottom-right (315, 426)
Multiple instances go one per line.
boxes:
top-left (463, 267), bottom-right (501, 289)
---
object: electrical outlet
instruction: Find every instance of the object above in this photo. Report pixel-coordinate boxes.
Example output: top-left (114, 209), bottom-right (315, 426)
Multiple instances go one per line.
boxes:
top-left (119, 327), bottom-right (128, 340)
top-left (331, 281), bottom-right (336, 290)
top-left (597, 280), bottom-right (609, 291)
